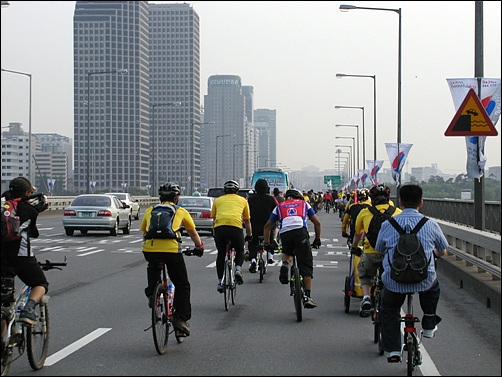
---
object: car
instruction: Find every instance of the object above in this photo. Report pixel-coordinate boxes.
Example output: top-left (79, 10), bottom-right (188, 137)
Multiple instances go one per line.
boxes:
top-left (206, 187), bottom-right (253, 199)
top-left (176, 195), bottom-right (215, 235)
top-left (105, 192), bottom-right (141, 220)
top-left (62, 194), bottom-right (132, 236)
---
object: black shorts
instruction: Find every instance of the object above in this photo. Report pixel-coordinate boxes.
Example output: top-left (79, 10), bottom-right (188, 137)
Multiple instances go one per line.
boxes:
top-left (1, 255), bottom-right (49, 293)
top-left (280, 227), bottom-right (313, 278)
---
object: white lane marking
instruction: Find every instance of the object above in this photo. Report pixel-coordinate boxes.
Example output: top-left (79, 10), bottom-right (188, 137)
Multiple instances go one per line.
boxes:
top-left (44, 328), bottom-right (112, 366)
top-left (78, 249), bottom-right (104, 256)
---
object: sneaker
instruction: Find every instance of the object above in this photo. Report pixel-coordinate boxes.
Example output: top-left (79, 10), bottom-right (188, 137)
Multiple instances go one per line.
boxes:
top-left (421, 326), bottom-right (438, 338)
top-left (235, 270), bottom-right (244, 285)
top-left (244, 251), bottom-right (250, 261)
top-left (173, 318), bottom-right (190, 336)
top-left (217, 283), bottom-right (224, 293)
top-left (279, 265), bottom-right (289, 284)
top-left (387, 351), bottom-right (401, 363)
top-left (249, 261), bottom-right (257, 273)
top-left (359, 297), bottom-right (372, 317)
top-left (303, 296), bottom-right (317, 309)
top-left (19, 308), bottom-right (37, 326)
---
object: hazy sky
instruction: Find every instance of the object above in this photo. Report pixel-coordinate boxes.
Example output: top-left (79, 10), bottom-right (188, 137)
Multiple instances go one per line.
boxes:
top-left (1, 1), bottom-right (501, 174)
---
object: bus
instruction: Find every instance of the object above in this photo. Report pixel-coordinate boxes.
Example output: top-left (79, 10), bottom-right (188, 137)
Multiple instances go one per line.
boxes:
top-left (250, 167), bottom-right (290, 195)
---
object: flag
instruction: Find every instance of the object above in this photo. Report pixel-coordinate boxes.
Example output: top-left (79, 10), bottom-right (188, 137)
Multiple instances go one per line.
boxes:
top-left (385, 143), bottom-right (413, 186)
top-left (446, 78), bottom-right (501, 179)
top-left (366, 160), bottom-right (384, 184)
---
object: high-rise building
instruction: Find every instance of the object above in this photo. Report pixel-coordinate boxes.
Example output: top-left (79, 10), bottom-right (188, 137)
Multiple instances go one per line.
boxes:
top-left (1, 122), bottom-right (32, 193)
top-left (254, 109), bottom-right (277, 168)
top-left (73, 1), bottom-right (200, 195)
top-left (149, 3), bottom-right (201, 194)
top-left (202, 75), bottom-right (255, 188)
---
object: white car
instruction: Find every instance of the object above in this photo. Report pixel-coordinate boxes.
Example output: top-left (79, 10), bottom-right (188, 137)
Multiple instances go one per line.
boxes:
top-left (105, 192), bottom-right (141, 220)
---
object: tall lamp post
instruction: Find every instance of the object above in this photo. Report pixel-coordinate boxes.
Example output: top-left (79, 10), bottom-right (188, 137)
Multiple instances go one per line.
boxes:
top-left (339, 3), bottom-right (401, 191)
top-left (2, 68), bottom-right (32, 182)
top-left (335, 105), bottom-right (365, 168)
top-left (215, 134), bottom-right (231, 186)
top-left (233, 143), bottom-right (248, 179)
top-left (336, 136), bottom-right (357, 174)
top-left (338, 152), bottom-right (351, 181)
top-left (335, 124), bottom-right (360, 172)
top-left (191, 121), bottom-right (214, 194)
top-left (86, 69), bottom-right (127, 194)
top-left (335, 146), bottom-right (353, 178)
top-left (151, 101), bottom-right (181, 196)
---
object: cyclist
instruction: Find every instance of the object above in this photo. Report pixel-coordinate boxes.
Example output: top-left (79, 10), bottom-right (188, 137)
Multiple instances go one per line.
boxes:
top-left (375, 184), bottom-right (448, 363)
top-left (247, 179), bottom-right (278, 272)
top-left (351, 184), bottom-right (402, 317)
top-left (323, 190), bottom-right (333, 213)
top-left (1, 177), bottom-right (49, 326)
top-left (211, 180), bottom-right (252, 291)
top-left (263, 189), bottom-right (321, 309)
top-left (341, 188), bottom-right (371, 245)
top-left (140, 182), bottom-right (204, 337)
top-left (273, 187), bottom-right (285, 203)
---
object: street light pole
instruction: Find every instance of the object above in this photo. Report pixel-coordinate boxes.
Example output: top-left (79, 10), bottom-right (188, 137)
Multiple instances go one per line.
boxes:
top-left (335, 124), bottom-right (360, 172)
top-left (335, 146), bottom-right (353, 177)
top-left (151, 101), bottom-right (181, 196)
top-left (335, 105), bottom-right (365, 169)
top-left (339, 3), bottom-right (401, 189)
top-left (190, 122), bottom-right (214, 194)
top-left (233, 143), bottom-right (248, 179)
top-left (86, 69), bottom-right (127, 194)
top-left (215, 134), bottom-right (231, 186)
top-left (1, 68), bottom-right (32, 183)
top-left (336, 136), bottom-right (356, 176)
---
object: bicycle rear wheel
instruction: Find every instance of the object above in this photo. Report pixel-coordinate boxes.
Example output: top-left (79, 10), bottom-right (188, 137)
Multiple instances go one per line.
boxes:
top-left (230, 257), bottom-right (236, 305)
top-left (406, 335), bottom-right (414, 376)
top-left (291, 265), bottom-right (303, 322)
top-left (27, 300), bottom-right (50, 370)
top-left (223, 261), bottom-right (231, 311)
top-left (258, 255), bottom-right (265, 283)
top-left (151, 283), bottom-right (169, 354)
top-left (1, 308), bottom-right (14, 376)
top-left (343, 276), bottom-right (351, 313)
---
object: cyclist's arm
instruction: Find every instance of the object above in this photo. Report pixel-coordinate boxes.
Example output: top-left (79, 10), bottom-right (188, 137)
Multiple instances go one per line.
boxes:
top-left (309, 213), bottom-right (321, 240)
top-left (186, 228), bottom-right (203, 248)
top-left (243, 218), bottom-right (252, 238)
top-left (263, 219), bottom-right (275, 244)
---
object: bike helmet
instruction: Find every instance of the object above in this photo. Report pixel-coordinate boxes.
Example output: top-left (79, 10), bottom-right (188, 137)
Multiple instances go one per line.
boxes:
top-left (158, 182), bottom-right (181, 197)
top-left (357, 188), bottom-right (370, 201)
top-left (369, 184), bottom-right (391, 199)
top-left (223, 180), bottom-right (239, 194)
top-left (285, 189), bottom-right (303, 200)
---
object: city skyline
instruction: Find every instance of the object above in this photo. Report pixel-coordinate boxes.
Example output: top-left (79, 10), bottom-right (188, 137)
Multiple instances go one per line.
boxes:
top-left (1, 1), bottom-right (501, 175)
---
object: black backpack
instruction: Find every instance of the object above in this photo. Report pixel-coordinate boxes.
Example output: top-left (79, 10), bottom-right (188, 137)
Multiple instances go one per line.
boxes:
top-left (365, 205), bottom-right (397, 248)
top-left (348, 203), bottom-right (370, 240)
top-left (145, 204), bottom-right (181, 242)
top-left (387, 216), bottom-right (431, 284)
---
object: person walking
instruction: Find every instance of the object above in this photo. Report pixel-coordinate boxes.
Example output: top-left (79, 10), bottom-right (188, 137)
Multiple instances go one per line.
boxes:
top-left (375, 184), bottom-right (448, 362)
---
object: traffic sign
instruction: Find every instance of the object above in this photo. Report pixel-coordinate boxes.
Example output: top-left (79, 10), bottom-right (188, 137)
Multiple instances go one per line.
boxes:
top-left (324, 175), bottom-right (341, 185)
top-left (445, 88), bottom-right (498, 136)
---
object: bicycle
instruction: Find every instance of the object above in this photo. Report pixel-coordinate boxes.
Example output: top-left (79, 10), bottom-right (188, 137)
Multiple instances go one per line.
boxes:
top-left (289, 252), bottom-right (304, 322)
top-left (221, 240), bottom-right (237, 311)
top-left (1, 258), bottom-right (67, 376)
top-left (400, 293), bottom-right (422, 376)
top-left (144, 247), bottom-right (202, 355)
top-left (370, 264), bottom-right (384, 355)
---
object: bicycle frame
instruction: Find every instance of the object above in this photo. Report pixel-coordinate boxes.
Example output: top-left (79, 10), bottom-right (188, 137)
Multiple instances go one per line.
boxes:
top-left (401, 293), bottom-right (422, 376)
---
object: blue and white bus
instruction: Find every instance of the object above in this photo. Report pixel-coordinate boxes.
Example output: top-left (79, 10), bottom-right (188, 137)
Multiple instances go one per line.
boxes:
top-left (250, 167), bottom-right (290, 195)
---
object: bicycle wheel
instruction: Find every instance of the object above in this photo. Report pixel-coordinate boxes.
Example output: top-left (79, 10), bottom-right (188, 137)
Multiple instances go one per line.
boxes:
top-left (223, 260), bottom-right (231, 311)
top-left (343, 276), bottom-right (351, 313)
top-left (373, 291), bottom-right (384, 355)
top-left (1, 308), bottom-right (13, 376)
top-left (258, 255), bottom-right (265, 283)
top-left (151, 283), bottom-right (169, 354)
top-left (406, 335), bottom-right (414, 376)
top-left (291, 265), bottom-right (303, 322)
top-left (230, 256), bottom-right (236, 305)
top-left (27, 301), bottom-right (50, 370)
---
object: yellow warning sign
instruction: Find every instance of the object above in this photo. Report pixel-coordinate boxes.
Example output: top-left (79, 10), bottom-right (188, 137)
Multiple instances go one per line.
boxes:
top-left (445, 88), bottom-right (497, 136)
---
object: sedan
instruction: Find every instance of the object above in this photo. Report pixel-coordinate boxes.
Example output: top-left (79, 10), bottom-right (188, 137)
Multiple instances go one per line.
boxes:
top-left (62, 194), bottom-right (132, 236)
top-left (105, 192), bottom-right (141, 220)
top-left (177, 196), bottom-right (214, 235)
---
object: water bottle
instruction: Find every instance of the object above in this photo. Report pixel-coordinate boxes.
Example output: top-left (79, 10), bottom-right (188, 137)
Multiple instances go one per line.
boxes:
top-left (167, 283), bottom-right (175, 317)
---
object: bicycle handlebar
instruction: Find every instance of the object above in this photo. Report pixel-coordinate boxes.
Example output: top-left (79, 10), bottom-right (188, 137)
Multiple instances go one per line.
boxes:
top-left (182, 247), bottom-right (203, 257)
top-left (38, 256), bottom-right (68, 271)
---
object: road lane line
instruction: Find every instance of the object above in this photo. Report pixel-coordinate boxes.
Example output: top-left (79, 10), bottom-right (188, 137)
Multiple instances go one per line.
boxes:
top-left (44, 328), bottom-right (112, 366)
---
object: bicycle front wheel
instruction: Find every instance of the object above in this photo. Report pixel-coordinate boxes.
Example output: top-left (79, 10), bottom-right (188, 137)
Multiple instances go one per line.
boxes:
top-left (291, 266), bottom-right (302, 322)
top-left (151, 283), bottom-right (169, 354)
top-left (27, 300), bottom-right (50, 370)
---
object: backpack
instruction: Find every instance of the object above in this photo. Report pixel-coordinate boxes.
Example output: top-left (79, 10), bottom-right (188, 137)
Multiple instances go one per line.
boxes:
top-left (145, 204), bottom-right (181, 242)
top-left (348, 203), bottom-right (370, 240)
top-left (365, 205), bottom-right (397, 248)
top-left (1, 197), bottom-right (21, 243)
top-left (387, 216), bottom-right (431, 284)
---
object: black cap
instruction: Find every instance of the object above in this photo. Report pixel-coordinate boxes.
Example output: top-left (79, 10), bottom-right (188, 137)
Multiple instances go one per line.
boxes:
top-left (9, 176), bottom-right (36, 193)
